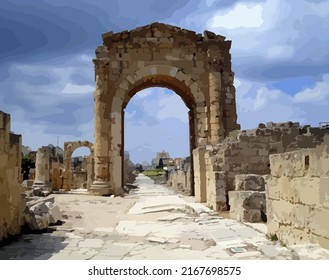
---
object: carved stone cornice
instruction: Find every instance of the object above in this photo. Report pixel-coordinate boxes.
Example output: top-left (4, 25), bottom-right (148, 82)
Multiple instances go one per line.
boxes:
top-left (93, 58), bottom-right (110, 68)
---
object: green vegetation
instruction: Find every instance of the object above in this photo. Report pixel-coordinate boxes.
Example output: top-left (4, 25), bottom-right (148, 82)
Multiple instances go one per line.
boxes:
top-left (142, 169), bottom-right (165, 177)
top-left (21, 154), bottom-right (35, 180)
top-left (267, 233), bottom-right (279, 241)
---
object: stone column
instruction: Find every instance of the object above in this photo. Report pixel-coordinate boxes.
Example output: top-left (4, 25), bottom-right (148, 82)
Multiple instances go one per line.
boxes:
top-left (32, 147), bottom-right (50, 192)
top-left (193, 146), bottom-right (207, 202)
top-left (90, 69), bottom-right (111, 195)
top-left (86, 155), bottom-right (94, 189)
top-left (209, 71), bottom-right (225, 144)
top-left (108, 99), bottom-right (124, 196)
top-left (188, 110), bottom-right (195, 196)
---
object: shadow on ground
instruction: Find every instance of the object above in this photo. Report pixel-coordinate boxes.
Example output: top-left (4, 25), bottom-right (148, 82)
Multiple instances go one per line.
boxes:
top-left (0, 229), bottom-right (67, 260)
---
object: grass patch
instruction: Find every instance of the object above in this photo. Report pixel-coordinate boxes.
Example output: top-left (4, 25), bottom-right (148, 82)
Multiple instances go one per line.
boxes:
top-left (267, 233), bottom-right (279, 241)
top-left (142, 169), bottom-right (165, 177)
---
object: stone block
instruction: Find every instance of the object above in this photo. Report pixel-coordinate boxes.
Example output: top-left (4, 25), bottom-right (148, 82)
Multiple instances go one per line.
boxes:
top-left (309, 208), bottom-right (329, 238)
top-left (235, 174), bottom-right (265, 191)
top-left (318, 236), bottom-right (329, 250)
top-left (193, 147), bottom-right (207, 203)
top-left (319, 177), bottom-right (329, 208)
top-left (229, 191), bottom-right (265, 209)
top-left (268, 199), bottom-right (294, 224)
top-left (293, 177), bottom-right (321, 206)
top-left (277, 224), bottom-right (314, 246)
top-left (230, 208), bottom-right (262, 223)
top-left (229, 191), bottom-right (266, 222)
top-left (291, 204), bottom-right (314, 229)
top-left (206, 171), bottom-right (227, 211)
top-left (266, 176), bottom-right (281, 200)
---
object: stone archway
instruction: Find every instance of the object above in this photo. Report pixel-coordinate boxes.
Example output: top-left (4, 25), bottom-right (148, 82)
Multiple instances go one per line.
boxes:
top-left (63, 141), bottom-right (94, 191)
top-left (91, 23), bottom-right (239, 197)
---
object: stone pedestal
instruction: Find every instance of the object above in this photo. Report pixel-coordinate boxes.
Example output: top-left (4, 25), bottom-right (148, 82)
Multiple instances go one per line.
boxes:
top-left (89, 181), bottom-right (112, 195)
top-left (32, 147), bottom-right (50, 194)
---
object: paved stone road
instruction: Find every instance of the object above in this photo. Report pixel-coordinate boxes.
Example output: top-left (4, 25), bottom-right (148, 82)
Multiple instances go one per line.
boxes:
top-left (1, 174), bottom-right (329, 260)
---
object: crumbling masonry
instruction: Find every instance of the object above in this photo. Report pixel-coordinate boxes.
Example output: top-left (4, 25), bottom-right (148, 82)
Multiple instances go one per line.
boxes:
top-left (92, 22), bottom-right (239, 196)
top-left (0, 111), bottom-right (23, 241)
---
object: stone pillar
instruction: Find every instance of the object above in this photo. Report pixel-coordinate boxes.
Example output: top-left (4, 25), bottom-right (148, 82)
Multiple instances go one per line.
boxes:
top-left (32, 147), bottom-right (50, 191)
top-left (90, 70), bottom-right (111, 195)
top-left (188, 110), bottom-right (195, 196)
top-left (86, 155), bottom-right (94, 189)
top-left (193, 147), bottom-right (207, 202)
top-left (195, 103), bottom-right (209, 147)
top-left (108, 99), bottom-right (124, 196)
top-left (209, 71), bottom-right (225, 144)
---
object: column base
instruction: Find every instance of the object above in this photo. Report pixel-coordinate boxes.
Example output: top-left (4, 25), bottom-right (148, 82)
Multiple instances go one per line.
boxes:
top-left (32, 181), bottom-right (51, 196)
top-left (32, 180), bottom-right (49, 189)
top-left (89, 180), bottom-right (112, 196)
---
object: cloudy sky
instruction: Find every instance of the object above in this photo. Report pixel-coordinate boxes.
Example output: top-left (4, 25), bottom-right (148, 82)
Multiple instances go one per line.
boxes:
top-left (1, 0), bottom-right (328, 164)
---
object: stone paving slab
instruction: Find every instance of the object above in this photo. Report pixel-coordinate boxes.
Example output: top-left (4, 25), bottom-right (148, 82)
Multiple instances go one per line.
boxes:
top-left (1, 174), bottom-right (329, 260)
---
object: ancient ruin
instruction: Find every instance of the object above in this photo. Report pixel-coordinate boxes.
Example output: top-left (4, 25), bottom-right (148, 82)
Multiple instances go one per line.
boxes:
top-left (0, 111), bottom-right (23, 241)
top-left (1, 22), bottom-right (329, 256)
top-left (91, 22), bottom-right (239, 196)
top-left (63, 141), bottom-right (94, 191)
top-left (266, 136), bottom-right (329, 249)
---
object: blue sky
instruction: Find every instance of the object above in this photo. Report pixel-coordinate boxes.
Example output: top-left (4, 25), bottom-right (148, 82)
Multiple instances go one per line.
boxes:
top-left (1, 0), bottom-right (329, 163)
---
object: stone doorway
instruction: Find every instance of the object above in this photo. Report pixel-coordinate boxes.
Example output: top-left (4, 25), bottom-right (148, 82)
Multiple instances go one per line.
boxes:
top-left (91, 23), bottom-right (239, 198)
top-left (123, 86), bottom-right (195, 195)
top-left (63, 141), bottom-right (94, 191)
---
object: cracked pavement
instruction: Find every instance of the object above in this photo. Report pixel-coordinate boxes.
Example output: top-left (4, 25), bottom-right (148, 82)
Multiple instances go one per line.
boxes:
top-left (1, 174), bottom-right (329, 260)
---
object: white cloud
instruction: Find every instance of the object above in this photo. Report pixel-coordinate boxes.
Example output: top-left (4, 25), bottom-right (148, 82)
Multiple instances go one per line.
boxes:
top-left (157, 94), bottom-right (189, 123)
top-left (267, 45), bottom-right (294, 59)
top-left (124, 88), bottom-right (190, 163)
top-left (254, 87), bottom-right (282, 111)
top-left (208, 3), bottom-right (264, 29)
top-left (205, 0), bottom-right (216, 8)
top-left (62, 83), bottom-right (94, 94)
top-left (236, 74), bottom-right (329, 129)
top-left (293, 74), bottom-right (329, 104)
top-left (310, 1), bottom-right (329, 17)
top-left (134, 88), bottom-right (152, 99)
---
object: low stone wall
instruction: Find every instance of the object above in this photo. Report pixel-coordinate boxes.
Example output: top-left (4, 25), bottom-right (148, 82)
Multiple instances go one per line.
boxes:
top-left (50, 159), bottom-right (62, 190)
top-left (167, 164), bottom-right (191, 194)
top-left (202, 122), bottom-right (329, 210)
top-left (72, 171), bottom-right (87, 189)
top-left (266, 136), bottom-right (329, 249)
top-left (0, 111), bottom-right (23, 242)
top-left (229, 174), bottom-right (266, 222)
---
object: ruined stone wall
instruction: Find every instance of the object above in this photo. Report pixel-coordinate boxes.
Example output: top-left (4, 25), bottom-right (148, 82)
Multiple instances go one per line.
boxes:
top-left (229, 174), bottom-right (266, 222)
top-left (266, 136), bottom-right (329, 249)
top-left (167, 163), bottom-right (191, 195)
top-left (63, 141), bottom-right (93, 191)
top-left (72, 171), bottom-right (87, 189)
top-left (123, 158), bottom-right (136, 185)
top-left (203, 122), bottom-right (329, 211)
top-left (50, 158), bottom-right (62, 190)
top-left (0, 111), bottom-right (23, 242)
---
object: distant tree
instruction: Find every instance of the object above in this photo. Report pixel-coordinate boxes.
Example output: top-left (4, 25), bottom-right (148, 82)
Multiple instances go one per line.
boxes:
top-left (21, 154), bottom-right (35, 180)
top-left (157, 158), bottom-right (164, 169)
top-left (135, 163), bottom-right (144, 173)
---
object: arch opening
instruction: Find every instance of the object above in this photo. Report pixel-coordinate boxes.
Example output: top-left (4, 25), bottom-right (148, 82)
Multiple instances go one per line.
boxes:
top-left (123, 87), bottom-right (194, 194)
top-left (91, 23), bottom-right (240, 198)
top-left (63, 141), bottom-right (94, 191)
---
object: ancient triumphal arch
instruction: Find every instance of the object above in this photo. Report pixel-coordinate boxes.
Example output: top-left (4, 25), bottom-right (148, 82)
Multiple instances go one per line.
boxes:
top-left (63, 140), bottom-right (94, 190)
top-left (90, 23), bottom-right (239, 196)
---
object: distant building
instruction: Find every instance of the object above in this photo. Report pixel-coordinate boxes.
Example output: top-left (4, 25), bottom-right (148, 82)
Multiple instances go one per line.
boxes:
top-left (152, 150), bottom-right (170, 168)
top-left (22, 145), bottom-right (31, 156)
top-left (124, 151), bottom-right (130, 161)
